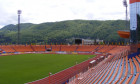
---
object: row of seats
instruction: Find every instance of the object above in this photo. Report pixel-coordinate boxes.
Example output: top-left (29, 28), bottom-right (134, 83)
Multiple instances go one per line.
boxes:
top-left (12, 45), bottom-right (33, 52)
top-left (0, 45), bottom-right (119, 53)
top-left (0, 45), bottom-right (16, 52)
top-left (68, 49), bottom-right (140, 84)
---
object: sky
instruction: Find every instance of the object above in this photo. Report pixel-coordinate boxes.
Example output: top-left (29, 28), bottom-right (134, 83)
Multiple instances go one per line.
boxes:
top-left (0, 0), bottom-right (129, 28)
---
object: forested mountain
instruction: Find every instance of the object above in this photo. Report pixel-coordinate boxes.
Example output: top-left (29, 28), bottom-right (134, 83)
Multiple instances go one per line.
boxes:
top-left (0, 20), bottom-right (129, 44)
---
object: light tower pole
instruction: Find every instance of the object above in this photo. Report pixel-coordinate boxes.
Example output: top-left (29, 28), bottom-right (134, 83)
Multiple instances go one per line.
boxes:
top-left (123, 0), bottom-right (128, 45)
top-left (123, 0), bottom-right (128, 30)
top-left (17, 10), bottom-right (21, 44)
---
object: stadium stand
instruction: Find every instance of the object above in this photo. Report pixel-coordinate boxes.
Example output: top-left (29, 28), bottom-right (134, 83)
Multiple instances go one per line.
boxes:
top-left (51, 45), bottom-right (61, 51)
top-left (97, 45), bottom-right (116, 53)
top-left (60, 45), bottom-right (77, 52)
top-left (31, 45), bottom-right (47, 52)
top-left (66, 46), bottom-right (140, 84)
top-left (0, 45), bottom-right (122, 53)
top-left (0, 45), bottom-right (15, 52)
top-left (76, 45), bottom-right (99, 52)
top-left (12, 45), bottom-right (33, 52)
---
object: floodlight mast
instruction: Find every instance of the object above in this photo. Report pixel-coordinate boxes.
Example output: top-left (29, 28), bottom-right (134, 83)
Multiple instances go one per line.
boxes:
top-left (123, 0), bottom-right (128, 30)
top-left (17, 10), bottom-right (21, 44)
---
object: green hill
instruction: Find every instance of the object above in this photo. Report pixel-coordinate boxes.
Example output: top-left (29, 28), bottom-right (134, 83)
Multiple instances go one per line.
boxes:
top-left (0, 20), bottom-right (129, 44)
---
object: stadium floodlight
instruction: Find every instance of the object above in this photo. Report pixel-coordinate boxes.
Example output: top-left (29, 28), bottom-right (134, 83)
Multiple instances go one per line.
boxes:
top-left (17, 10), bottom-right (22, 44)
top-left (123, 0), bottom-right (128, 30)
top-left (123, 0), bottom-right (128, 7)
top-left (18, 10), bottom-right (22, 15)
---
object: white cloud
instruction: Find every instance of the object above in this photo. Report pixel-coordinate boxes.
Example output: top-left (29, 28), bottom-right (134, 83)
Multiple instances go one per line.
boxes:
top-left (0, 0), bottom-right (129, 28)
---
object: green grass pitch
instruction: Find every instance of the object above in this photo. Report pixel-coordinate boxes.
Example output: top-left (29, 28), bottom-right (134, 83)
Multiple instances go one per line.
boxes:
top-left (0, 54), bottom-right (95, 84)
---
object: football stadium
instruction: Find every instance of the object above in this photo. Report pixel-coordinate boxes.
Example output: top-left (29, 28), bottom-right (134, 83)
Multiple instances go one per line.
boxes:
top-left (0, 0), bottom-right (140, 84)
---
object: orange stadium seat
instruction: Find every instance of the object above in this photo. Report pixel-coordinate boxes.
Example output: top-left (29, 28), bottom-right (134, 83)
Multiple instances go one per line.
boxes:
top-left (76, 45), bottom-right (98, 52)
top-left (31, 45), bottom-right (47, 52)
top-left (61, 45), bottom-right (77, 52)
top-left (12, 45), bottom-right (33, 52)
top-left (51, 45), bottom-right (61, 51)
top-left (0, 45), bottom-right (15, 52)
